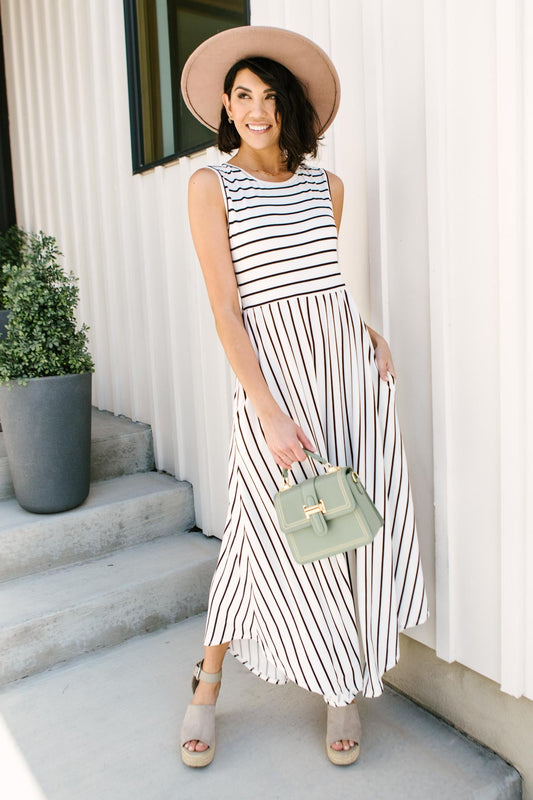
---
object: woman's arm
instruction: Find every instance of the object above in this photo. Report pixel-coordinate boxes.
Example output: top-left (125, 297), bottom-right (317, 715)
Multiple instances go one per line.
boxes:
top-left (325, 170), bottom-right (344, 231)
top-left (188, 168), bottom-right (315, 469)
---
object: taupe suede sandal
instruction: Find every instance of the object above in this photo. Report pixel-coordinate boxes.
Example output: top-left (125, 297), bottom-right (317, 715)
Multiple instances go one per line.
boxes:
top-left (180, 660), bottom-right (222, 768)
top-left (326, 702), bottom-right (361, 766)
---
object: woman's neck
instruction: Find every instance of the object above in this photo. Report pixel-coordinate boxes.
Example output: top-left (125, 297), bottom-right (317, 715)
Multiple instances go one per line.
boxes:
top-left (229, 146), bottom-right (292, 179)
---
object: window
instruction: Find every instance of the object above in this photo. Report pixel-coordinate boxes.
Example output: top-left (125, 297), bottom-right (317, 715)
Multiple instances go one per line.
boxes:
top-left (124, 0), bottom-right (250, 173)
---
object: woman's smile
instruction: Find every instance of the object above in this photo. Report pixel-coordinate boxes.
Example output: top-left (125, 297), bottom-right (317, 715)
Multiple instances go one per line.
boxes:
top-left (247, 123), bottom-right (271, 132)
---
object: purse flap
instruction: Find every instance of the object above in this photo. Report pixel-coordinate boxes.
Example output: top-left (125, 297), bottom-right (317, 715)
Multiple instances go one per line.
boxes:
top-left (275, 468), bottom-right (356, 533)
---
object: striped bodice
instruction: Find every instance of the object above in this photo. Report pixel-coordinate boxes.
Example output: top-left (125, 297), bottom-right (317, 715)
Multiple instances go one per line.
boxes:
top-left (209, 163), bottom-right (346, 310)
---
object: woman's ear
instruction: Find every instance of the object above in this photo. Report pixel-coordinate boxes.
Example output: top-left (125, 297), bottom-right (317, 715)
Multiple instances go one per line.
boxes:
top-left (222, 93), bottom-right (232, 121)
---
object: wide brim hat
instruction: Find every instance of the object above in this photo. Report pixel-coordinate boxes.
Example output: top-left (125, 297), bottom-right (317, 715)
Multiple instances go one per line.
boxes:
top-left (180, 26), bottom-right (340, 135)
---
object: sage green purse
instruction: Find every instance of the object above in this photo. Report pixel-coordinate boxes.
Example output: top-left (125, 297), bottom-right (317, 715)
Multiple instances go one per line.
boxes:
top-left (274, 449), bottom-right (384, 564)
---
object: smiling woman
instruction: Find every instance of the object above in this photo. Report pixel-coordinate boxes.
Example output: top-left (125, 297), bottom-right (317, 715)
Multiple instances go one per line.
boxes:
top-left (178, 25), bottom-right (428, 770)
top-left (123, 0), bottom-right (249, 173)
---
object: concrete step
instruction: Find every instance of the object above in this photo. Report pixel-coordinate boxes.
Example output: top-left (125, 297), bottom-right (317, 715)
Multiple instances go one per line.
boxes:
top-left (0, 472), bottom-right (195, 581)
top-left (0, 407), bottom-right (155, 501)
top-left (0, 532), bottom-right (219, 686)
top-left (0, 613), bottom-right (521, 800)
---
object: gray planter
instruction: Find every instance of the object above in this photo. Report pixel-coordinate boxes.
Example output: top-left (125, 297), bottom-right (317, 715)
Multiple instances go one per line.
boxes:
top-left (0, 309), bottom-right (9, 340)
top-left (0, 372), bottom-right (92, 513)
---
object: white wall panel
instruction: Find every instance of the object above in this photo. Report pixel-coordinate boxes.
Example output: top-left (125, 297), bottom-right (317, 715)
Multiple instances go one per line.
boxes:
top-left (496, 0), bottom-right (528, 698)
top-left (423, 0), bottom-right (455, 662)
top-left (524, 0), bottom-right (533, 703)
top-left (424, 0), bottom-right (533, 698)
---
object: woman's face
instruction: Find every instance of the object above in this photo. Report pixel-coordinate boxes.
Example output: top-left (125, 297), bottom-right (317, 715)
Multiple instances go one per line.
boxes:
top-left (222, 68), bottom-right (281, 150)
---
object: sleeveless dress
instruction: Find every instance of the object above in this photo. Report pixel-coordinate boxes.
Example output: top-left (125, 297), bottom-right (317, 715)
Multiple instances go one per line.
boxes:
top-left (203, 162), bottom-right (428, 706)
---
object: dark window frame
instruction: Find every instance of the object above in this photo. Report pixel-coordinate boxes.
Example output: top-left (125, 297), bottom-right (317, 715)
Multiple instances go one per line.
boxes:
top-left (0, 10), bottom-right (16, 231)
top-left (123, 0), bottom-right (250, 174)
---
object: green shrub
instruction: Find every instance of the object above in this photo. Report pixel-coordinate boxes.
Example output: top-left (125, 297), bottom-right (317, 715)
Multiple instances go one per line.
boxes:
top-left (0, 225), bottom-right (28, 308)
top-left (0, 231), bottom-right (95, 383)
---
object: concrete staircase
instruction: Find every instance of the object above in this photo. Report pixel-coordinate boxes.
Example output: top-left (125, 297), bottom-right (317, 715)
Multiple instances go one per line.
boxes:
top-left (0, 408), bottom-right (220, 687)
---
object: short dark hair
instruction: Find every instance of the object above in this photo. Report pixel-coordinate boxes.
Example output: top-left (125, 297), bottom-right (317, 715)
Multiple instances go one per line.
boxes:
top-left (217, 57), bottom-right (321, 173)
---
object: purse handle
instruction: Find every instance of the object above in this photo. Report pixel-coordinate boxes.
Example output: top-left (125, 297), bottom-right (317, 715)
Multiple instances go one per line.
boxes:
top-left (280, 448), bottom-right (335, 490)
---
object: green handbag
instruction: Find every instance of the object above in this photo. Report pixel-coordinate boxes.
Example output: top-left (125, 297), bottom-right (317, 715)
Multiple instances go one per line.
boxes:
top-left (274, 449), bottom-right (384, 564)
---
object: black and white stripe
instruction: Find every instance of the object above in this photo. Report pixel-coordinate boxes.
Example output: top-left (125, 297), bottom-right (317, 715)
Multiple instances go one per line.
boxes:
top-left (204, 164), bottom-right (428, 704)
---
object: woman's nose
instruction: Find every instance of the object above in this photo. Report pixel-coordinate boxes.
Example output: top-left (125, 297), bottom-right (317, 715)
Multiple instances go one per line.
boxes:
top-left (250, 96), bottom-right (268, 116)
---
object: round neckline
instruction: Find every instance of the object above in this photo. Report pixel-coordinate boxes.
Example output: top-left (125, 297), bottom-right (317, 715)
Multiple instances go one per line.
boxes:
top-left (227, 163), bottom-right (300, 186)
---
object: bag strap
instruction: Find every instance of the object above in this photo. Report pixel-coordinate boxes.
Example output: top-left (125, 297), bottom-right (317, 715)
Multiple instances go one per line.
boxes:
top-left (280, 448), bottom-right (329, 489)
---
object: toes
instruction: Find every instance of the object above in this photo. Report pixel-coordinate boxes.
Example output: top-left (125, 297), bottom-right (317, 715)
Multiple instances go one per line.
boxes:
top-left (342, 739), bottom-right (356, 750)
top-left (184, 739), bottom-right (208, 753)
top-left (184, 739), bottom-right (209, 753)
top-left (330, 739), bottom-right (356, 751)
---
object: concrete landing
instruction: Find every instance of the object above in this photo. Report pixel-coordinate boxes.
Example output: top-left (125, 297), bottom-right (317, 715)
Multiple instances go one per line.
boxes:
top-left (0, 615), bottom-right (521, 800)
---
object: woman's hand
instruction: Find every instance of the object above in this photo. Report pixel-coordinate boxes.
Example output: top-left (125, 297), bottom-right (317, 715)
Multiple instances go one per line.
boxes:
top-left (367, 326), bottom-right (396, 381)
top-left (259, 407), bottom-right (315, 470)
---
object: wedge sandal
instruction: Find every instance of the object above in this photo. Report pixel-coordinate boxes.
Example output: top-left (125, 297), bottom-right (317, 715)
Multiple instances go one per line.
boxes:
top-left (326, 701), bottom-right (361, 766)
top-left (180, 660), bottom-right (222, 768)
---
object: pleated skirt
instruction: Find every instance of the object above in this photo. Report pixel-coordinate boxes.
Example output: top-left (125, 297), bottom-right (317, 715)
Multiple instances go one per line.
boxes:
top-left (204, 286), bottom-right (428, 705)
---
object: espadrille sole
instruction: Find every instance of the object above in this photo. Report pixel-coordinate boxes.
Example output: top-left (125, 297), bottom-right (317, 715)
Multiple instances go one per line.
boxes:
top-left (181, 742), bottom-right (216, 768)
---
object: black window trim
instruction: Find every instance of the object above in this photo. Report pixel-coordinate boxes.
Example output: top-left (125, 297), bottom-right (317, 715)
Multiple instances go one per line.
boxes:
top-left (123, 0), bottom-right (250, 175)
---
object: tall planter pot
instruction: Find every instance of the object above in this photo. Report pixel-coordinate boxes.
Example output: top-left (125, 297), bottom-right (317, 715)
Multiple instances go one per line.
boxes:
top-left (0, 372), bottom-right (92, 513)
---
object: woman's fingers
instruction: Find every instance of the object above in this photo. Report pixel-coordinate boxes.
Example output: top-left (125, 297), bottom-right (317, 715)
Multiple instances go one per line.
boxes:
top-left (261, 409), bottom-right (316, 468)
top-left (298, 427), bottom-right (316, 454)
top-left (276, 444), bottom-right (305, 469)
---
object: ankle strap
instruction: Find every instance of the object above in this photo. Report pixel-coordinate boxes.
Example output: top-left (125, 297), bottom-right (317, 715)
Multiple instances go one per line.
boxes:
top-left (194, 660), bottom-right (222, 684)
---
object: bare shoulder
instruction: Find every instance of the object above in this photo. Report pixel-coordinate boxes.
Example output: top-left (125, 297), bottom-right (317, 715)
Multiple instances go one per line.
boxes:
top-left (325, 170), bottom-right (344, 197)
top-left (188, 166), bottom-right (222, 198)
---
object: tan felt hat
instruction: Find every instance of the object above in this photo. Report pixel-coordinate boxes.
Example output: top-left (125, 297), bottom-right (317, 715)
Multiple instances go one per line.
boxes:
top-left (180, 26), bottom-right (340, 135)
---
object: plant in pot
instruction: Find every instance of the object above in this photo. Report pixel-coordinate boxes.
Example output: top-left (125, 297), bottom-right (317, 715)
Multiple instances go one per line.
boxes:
top-left (0, 230), bottom-right (95, 513)
top-left (0, 224), bottom-right (27, 340)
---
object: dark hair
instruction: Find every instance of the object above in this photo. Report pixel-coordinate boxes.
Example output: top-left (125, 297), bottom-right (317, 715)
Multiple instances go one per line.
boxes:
top-left (217, 57), bottom-right (321, 173)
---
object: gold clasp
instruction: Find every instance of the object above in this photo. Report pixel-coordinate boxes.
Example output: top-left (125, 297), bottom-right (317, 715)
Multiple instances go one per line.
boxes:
top-left (326, 462), bottom-right (341, 473)
top-left (281, 476), bottom-right (292, 491)
top-left (303, 500), bottom-right (326, 518)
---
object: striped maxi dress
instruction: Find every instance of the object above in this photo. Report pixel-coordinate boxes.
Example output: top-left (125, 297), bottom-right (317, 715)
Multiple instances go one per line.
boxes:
top-left (203, 162), bottom-right (428, 706)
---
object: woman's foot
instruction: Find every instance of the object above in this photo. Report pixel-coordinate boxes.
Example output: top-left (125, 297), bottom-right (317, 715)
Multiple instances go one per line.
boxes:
top-left (181, 660), bottom-right (223, 767)
top-left (326, 701), bottom-right (361, 765)
top-left (183, 673), bottom-right (221, 753)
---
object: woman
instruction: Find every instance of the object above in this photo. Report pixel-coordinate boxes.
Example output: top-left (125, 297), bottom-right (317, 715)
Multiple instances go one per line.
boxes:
top-left (179, 26), bottom-right (428, 768)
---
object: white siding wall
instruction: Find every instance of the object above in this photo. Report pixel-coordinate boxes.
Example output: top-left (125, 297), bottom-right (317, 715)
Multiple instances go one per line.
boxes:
top-left (2, 0), bottom-right (531, 699)
top-left (423, 0), bottom-right (533, 697)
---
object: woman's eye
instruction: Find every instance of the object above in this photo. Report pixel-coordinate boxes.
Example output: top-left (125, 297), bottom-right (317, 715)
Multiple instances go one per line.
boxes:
top-left (237, 92), bottom-right (249, 99)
